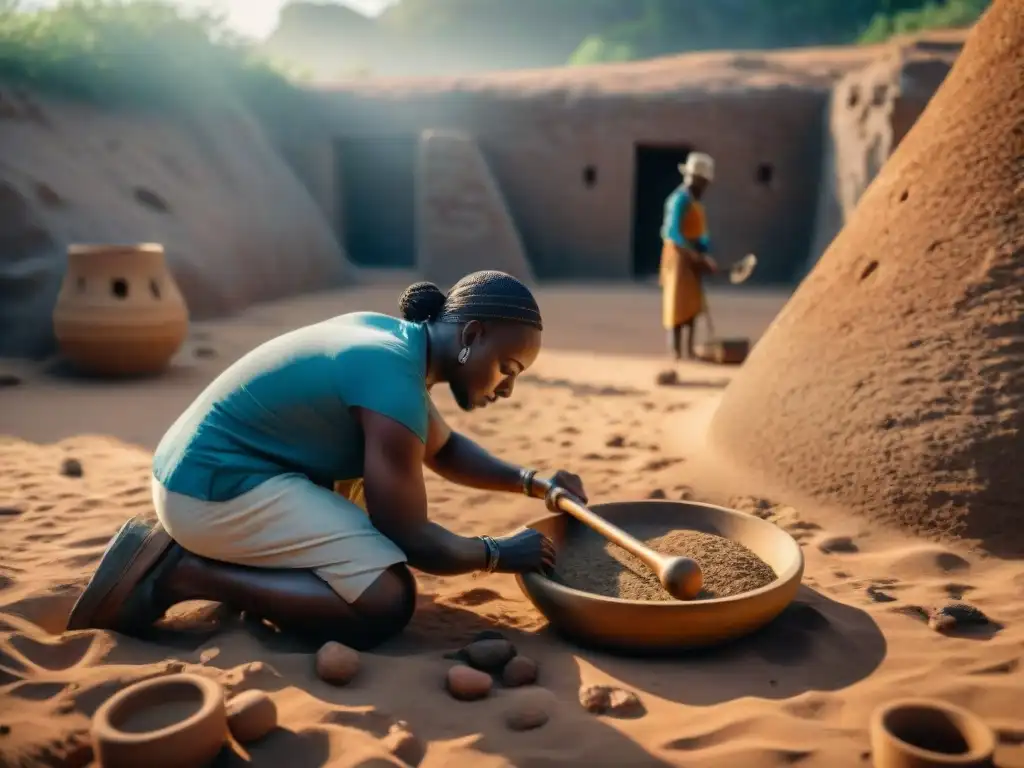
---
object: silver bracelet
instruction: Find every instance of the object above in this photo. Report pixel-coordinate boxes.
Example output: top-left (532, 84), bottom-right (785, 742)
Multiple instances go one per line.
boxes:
top-left (479, 535), bottom-right (500, 573)
top-left (520, 468), bottom-right (537, 497)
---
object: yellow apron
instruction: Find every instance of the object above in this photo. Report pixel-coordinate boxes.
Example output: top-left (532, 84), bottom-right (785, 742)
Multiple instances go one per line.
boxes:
top-left (660, 241), bottom-right (705, 329)
top-left (660, 193), bottom-right (709, 329)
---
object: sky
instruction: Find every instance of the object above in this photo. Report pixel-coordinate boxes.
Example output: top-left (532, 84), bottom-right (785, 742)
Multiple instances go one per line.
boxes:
top-left (19, 0), bottom-right (396, 40)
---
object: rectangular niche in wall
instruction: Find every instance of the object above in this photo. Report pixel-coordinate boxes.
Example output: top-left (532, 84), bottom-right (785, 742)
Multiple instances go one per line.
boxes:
top-left (335, 135), bottom-right (418, 268)
top-left (630, 143), bottom-right (693, 278)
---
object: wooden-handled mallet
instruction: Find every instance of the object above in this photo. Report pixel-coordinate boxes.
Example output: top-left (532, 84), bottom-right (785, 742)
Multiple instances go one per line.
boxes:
top-left (535, 478), bottom-right (704, 600)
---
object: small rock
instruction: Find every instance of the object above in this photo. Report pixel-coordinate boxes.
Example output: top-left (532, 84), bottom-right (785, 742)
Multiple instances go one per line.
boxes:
top-left (194, 346), bottom-right (217, 359)
top-left (928, 603), bottom-right (991, 633)
top-left (0, 374), bottom-right (22, 388)
top-left (866, 585), bottom-right (897, 603)
top-left (316, 641), bottom-right (360, 686)
top-left (730, 496), bottom-right (775, 516)
top-left (60, 458), bottom-right (83, 478)
top-left (463, 638), bottom-right (516, 672)
top-left (817, 535), bottom-right (859, 554)
top-left (605, 435), bottom-right (625, 448)
top-left (655, 369), bottom-right (679, 386)
top-left (502, 656), bottom-right (539, 688)
top-left (446, 665), bottom-right (492, 701)
top-left (646, 489), bottom-right (667, 499)
top-left (677, 486), bottom-right (696, 501)
top-left (504, 688), bottom-right (556, 731)
top-left (0, 724), bottom-right (10, 735)
top-left (891, 604), bottom-right (931, 623)
top-left (579, 684), bottom-right (645, 718)
top-left (226, 690), bottom-right (277, 743)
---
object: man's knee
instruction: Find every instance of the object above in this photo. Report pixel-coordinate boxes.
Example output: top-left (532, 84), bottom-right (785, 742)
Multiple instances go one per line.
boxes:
top-left (353, 564), bottom-right (417, 631)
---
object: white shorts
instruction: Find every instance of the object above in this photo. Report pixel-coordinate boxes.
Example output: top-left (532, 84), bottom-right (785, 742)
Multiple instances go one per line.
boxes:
top-left (151, 474), bottom-right (407, 603)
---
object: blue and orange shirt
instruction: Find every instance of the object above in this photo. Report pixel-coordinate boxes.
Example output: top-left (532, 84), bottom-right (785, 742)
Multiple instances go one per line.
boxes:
top-left (661, 186), bottom-right (711, 253)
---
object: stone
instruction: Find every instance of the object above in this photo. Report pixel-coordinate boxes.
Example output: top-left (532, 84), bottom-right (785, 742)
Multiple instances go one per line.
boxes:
top-left (315, 642), bottom-right (360, 686)
top-left (463, 639), bottom-right (516, 673)
top-left (504, 688), bottom-right (556, 731)
top-left (579, 684), bottom-right (645, 718)
top-left (226, 690), bottom-right (277, 743)
top-left (446, 665), bottom-right (492, 701)
top-left (501, 656), bottom-right (539, 688)
top-left (60, 458), bottom-right (83, 478)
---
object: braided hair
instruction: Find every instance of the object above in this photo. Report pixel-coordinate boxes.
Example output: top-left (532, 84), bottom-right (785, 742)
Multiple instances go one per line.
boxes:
top-left (398, 271), bottom-right (543, 331)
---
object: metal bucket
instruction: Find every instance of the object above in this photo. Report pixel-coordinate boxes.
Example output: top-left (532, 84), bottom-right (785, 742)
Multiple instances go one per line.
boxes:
top-left (695, 338), bottom-right (750, 365)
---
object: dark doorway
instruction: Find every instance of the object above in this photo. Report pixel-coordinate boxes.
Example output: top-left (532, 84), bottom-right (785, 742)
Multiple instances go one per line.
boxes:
top-left (631, 144), bottom-right (692, 278)
top-left (336, 136), bottom-right (417, 268)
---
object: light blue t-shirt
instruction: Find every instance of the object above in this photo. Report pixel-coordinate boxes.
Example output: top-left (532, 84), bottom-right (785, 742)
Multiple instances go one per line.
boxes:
top-left (153, 312), bottom-right (430, 502)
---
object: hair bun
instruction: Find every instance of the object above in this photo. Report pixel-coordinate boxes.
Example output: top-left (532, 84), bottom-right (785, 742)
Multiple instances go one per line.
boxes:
top-left (398, 282), bottom-right (446, 323)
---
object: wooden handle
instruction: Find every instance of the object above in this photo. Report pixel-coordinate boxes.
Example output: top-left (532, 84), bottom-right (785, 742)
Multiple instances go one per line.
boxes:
top-left (534, 477), bottom-right (668, 574)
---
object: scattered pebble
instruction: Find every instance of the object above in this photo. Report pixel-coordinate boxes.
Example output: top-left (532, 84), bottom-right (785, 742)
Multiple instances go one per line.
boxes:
top-left (729, 496), bottom-right (776, 517)
top-left (194, 346), bottom-right (217, 359)
top-left (677, 486), bottom-right (697, 501)
top-left (817, 535), bottom-right (859, 554)
top-left (315, 642), bottom-right (360, 686)
top-left (60, 458), bottom-right (83, 478)
top-left (463, 638), bottom-right (516, 672)
top-left (605, 435), bottom-right (625, 448)
top-left (226, 690), bottom-right (277, 743)
top-left (0, 374), bottom-right (22, 388)
top-left (504, 688), bottom-right (556, 731)
top-left (891, 604), bottom-right (931, 622)
top-left (502, 656), bottom-right (539, 688)
top-left (647, 489), bottom-right (667, 499)
top-left (928, 603), bottom-right (991, 633)
top-left (579, 685), bottom-right (646, 718)
top-left (866, 585), bottom-right (897, 603)
top-left (655, 369), bottom-right (679, 386)
top-left (446, 665), bottom-right (492, 701)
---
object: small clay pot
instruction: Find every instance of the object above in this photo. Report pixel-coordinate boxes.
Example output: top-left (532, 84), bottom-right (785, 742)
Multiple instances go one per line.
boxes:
top-left (91, 673), bottom-right (228, 768)
top-left (870, 698), bottom-right (996, 768)
top-left (53, 243), bottom-right (189, 376)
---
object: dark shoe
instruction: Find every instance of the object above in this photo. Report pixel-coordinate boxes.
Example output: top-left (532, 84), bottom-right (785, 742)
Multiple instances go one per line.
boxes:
top-left (66, 515), bottom-right (178, 635)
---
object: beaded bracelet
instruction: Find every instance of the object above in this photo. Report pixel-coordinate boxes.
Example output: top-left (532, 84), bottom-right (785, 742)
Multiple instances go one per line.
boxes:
top-left (520, 467), bottom-right (537, 497)
top-left (479, 535), bottom-right (500, 573)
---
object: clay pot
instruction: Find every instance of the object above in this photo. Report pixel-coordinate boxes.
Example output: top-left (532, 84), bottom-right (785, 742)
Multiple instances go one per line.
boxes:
top-left (870, 699), bottom-right (996, 768)
top-left (91, 673), bottom-right (228, 768)
top-left (53, 243), bottom-right (188, 376)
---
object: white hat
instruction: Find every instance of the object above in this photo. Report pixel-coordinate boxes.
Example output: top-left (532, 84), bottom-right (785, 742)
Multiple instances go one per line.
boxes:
top-left (679, 152), bottom-right (714, 182)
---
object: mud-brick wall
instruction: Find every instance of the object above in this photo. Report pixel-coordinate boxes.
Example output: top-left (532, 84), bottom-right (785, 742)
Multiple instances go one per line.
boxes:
top-left (313, 84), bottom-right (827, 283)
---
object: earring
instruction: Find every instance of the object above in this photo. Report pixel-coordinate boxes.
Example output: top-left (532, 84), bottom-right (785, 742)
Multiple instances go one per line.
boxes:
top-left (458, 346), bottom-right (471, 365)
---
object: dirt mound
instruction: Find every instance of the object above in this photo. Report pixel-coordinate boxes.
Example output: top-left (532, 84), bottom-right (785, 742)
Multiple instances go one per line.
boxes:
top-left (0, 88), bottom-right (351, 358)
top-left (710, 0), bottom-right (1024, 556)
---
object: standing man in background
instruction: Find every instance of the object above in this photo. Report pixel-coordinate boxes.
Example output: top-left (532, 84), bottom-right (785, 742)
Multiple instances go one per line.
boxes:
top-left (659, 152), bottom-right (718, 361)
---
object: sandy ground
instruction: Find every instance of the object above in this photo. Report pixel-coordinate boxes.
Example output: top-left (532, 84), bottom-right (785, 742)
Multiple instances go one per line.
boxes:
top-left (1, 285), bottom-right (1023, 768)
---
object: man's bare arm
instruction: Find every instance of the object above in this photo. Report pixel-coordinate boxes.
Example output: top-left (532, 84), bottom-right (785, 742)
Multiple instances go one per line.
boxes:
top-left (357, 408), bottom-right (488, 576)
